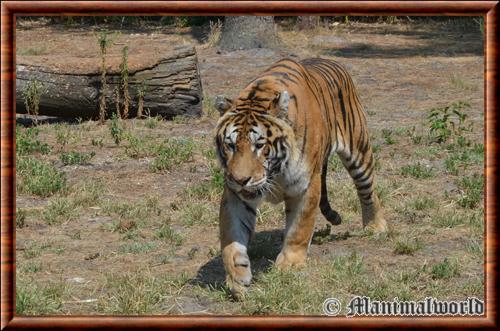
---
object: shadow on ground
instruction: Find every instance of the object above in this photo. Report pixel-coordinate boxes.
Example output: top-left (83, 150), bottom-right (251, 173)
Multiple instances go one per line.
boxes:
top-left (190, 229), bottom-right (284, 290)
top-left (324, 36), bottom-right (482, 58)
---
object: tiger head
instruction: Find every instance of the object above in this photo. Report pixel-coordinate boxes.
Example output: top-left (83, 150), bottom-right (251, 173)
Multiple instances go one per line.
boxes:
top-left (214, 89), bottom-right (296, 201)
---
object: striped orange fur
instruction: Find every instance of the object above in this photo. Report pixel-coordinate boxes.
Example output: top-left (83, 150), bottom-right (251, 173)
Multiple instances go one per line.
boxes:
top-left (214, 58), bottom-right (387, 297)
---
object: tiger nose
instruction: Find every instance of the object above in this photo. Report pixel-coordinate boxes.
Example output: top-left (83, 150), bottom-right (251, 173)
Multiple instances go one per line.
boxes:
top-left (234, 176), bottom-right (252, 186)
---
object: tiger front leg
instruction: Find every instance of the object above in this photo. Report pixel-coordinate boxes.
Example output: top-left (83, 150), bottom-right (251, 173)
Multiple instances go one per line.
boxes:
top-left (276, 174), bottom-right (320, 268)
top-left (219, 187), bottom-right (256, 298)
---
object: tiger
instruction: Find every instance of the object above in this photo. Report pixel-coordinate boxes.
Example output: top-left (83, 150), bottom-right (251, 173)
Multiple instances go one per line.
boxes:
top-left (214, 57), bottom-right (387, 297)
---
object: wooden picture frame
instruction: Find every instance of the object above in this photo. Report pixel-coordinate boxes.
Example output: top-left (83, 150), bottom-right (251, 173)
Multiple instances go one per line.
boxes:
top-left (1, 1), bottom-right (498, 329)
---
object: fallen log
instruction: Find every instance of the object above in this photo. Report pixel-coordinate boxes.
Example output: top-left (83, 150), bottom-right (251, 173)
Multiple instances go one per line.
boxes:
top-left (16, 45), bottom-right (203, 119)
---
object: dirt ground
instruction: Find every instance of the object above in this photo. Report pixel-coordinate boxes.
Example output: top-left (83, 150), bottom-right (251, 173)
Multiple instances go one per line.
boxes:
top-left (15, 18), bottom-right (484, 315)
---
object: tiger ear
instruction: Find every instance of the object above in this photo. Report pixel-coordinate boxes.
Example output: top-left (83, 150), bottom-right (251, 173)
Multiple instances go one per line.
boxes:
top-left (215, 95), bottom-right (233, 115)
top-left (276, 91), bottom-right (290, 117)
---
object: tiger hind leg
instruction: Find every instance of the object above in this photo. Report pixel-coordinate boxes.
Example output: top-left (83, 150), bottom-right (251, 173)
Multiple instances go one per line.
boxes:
top-left (338, 146), bottom-right (387, 233)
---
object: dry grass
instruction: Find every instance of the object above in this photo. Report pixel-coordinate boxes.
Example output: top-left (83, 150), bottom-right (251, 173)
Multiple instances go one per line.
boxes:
top-left (15, 19), bottom-right (484, 315)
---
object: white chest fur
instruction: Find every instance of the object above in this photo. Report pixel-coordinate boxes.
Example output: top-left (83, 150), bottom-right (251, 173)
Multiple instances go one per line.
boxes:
top-left (264, 158), bottom-right (310, 204)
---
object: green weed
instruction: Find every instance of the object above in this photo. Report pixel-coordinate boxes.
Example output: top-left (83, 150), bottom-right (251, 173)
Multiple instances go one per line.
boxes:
top-left (16, 126), bottom-right (51, 155)
top-left (381, 129), bottom-right (397, 145)
top-left (400, 163), bottom-right (435, 179)
top-left (42, 196), bottom-right (78, 225)
top-left (17, 157), bottom-right (66, 197)
top-left (431, 258), bottom-right (460, 280)
top-left (54, 123), bottom-right (72, 151)
top-left (119, 241), bottom-right (158, 254)
top-left (109, 113), bottom-right (125, 145)
top-left (432, 211), bottom-right (465, 228)
top-left (394, 236), bottom-right (421, 255)
top-left (91, 137), bottom-right (104, 147)
top-left (150, 138), bottom-right (194, 172)
top-left (409, 196), bottom-right (437, 211)
top-left (16, 208), bottom-right (27, 228)
top-left (60, 151), bottom-right (95, 165)
top-left (427, 101), bottom-right (472, 144)
top-left (456, 174), bottom-right (483, 209)
top-left (124, 133), bottom-right (161, 158)
top-left (16, 279), bottom-right (65, 315)
top-left (22, 77), bottom-right (44, 125)
top-left (145, 116), bottom-right (162, 129)
top-left (180, 202), bottom-right (217, 226)
top-left (155, 223), bottom-right (184, 246)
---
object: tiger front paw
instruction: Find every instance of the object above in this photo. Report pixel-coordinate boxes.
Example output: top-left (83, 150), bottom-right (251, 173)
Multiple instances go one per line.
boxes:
top-left (222, 242), bottom-right (252, 299)
top-left (365, 217), bottom-right (387, 234)
top-left (275, 247), bottom-right (307, 269)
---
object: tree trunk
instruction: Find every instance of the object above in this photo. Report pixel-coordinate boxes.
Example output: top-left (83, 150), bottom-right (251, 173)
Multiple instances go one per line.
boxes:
top-left (16, 45), bottom-right (203, 119)
top-left (218, 16), bottom-right (280, 51)
top-left (297, 16), bottom-right (320, 30)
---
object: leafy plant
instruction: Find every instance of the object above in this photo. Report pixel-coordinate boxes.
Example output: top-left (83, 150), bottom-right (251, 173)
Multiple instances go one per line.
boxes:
top-left (150, 138), bottom-right (195, 172)
top-left (54, 123), bottom-right (72, 151)
top-left (431, 258), bottom-right (460, 280)
top-left (400, 163), bottom-right (435, 179)
top-left (427, 101), bottom-right (472, 144)
top-left (456, 174), bottom-right (483, 209)
top-left (60, 151), bottom-right (96, 165)
top-left (381, 129), bottom-right (397, 145)
top-left (120, 45), bottom-right (130, 118)
top-left (17, 157), bottom-right (66, 197)
top-left (109, 113), bottom-right (125, 145)
top-left (95, 29), bottom-right (117, 123)
top-left (22, 78), bottom-right (44, 125)
top-left (16, 126), bottom-right (51, 155)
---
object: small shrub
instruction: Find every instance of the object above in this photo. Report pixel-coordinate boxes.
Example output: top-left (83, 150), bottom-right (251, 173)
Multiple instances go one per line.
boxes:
top-left (124, 133), bottom-right (161, 159)
top-left (96, 29), bottom-right (116, 123)
top-left (430, 258), bottom-right (460, 280)
top-left (394, 236), bottom-right (421, 255)
top-left (16, 208), bottom-right (27, 228)
top-left (427, 101), bottom-right (472, 144)
top-left (155, 223), bottom-right (183, 246)
top-left (409, 196), bottom-right (437, 211)
top-left (42, 196), bottom-right (77, 225)
top-left (16, 280), bottom-right (65, 315)
top-left (171, 115), bottom-right (189, 124)
top-left (381, 129), bottom-right (397, 145)
top-left (97, 272), bottom-right (167, 314)
top-left (16, 126), bottom-right (51, 155)
top-left (17, 157), bottom-right (66, 197)
top-left (400, 163), bottom-right (435, 179)
top-left (91, 137), bottom-right (104, 147)
top-left (180, 202), bottom-right (217, 226)
top-left (23, 261), bottom-right (42, 273)
top-left (184, 165), bottom-right (224, 200)
top-left (432, 212), bottom-right (465, 228)
top-left (71, 180), bottom-right (104, 207)
top-left (60, 151), bottom-right (95, 165)
top-left (109, 113), bottom-right (125, 145)
top-left (54, 123), bottom-right (71, 151)
top-left (22, 78), bottom-right (44, 125)
top-left (145, 116), bottom-right (162, 129)
top-left (120, 45), bottom-right (130, 119)
top-left (456, 174), bottom-right (483, 209)
top-left (119, 241), bottom-right (158, 254)
top-left (205, 19), bottom-right (222, 46)
top-left (150, 138), bottom-right (194, 172)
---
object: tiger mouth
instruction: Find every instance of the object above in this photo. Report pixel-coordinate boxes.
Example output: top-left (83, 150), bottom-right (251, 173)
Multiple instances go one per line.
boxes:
top-left (239, 189), bottom-right (262, 200)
